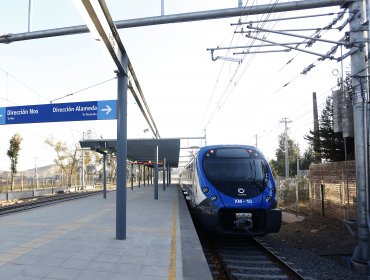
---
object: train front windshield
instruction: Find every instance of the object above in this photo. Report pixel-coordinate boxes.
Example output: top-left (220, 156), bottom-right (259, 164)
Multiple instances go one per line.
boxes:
top-left (202, 148), bottom-right (268, 184)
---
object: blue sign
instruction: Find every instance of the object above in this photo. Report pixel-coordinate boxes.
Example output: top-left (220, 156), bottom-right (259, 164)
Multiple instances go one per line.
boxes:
top-left (0, 100), bottom-right (116, 125)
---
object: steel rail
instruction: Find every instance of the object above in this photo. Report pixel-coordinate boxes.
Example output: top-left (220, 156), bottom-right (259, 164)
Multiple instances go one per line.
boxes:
top-left (253, 237), bottom-right (306, 280)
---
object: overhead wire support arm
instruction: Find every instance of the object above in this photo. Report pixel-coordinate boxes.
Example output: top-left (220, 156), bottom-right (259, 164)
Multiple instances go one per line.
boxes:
top-left (338, 9), bottom-right (357, 31)
top-left (231, 12), bottom-right (340, 26)
top-left (234, 49), bottom-right (291, 55)
top-left (207, 42), bottom-right (305, 52)
top-left (246, 28), bottom-right (329, 32)
top-left (209, 49), bottom-right (242, 63)
top-left (243, 34), bottom-right (333, 59)
top-left (239, 26), bottom-right (350, 47)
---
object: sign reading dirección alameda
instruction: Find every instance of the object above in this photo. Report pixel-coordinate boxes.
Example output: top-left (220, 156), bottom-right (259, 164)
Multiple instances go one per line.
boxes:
top-left (0, 100), bottom-right (116, 125)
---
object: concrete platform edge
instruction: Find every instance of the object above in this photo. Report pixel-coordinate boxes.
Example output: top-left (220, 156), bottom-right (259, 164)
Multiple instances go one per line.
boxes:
top-left (177, 187), bottom-right (213, 280)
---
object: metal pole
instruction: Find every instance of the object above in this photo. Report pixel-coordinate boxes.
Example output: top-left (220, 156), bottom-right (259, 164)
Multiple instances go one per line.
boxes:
top-left (296, 145), bottom-right (300, 176)
top-left (163, 158), bottom-right (166, 191)
top-left (313, 92), bottom-right (321, 163)
top-left (161, 0), bottom-right (164, 16)
top-left (116, 71), bottom-right (128, 240)
top-left (103, 153), bottom-right (107, 199)
top-left (28, 0), bottom-right (32, 32)
top-left (296, 179), bottom-right (299, 216)
top-left (143, 165), bottom-right (146, 186)
top-left (154, 146), bottom-right (159, 200)
top-left (349, 0), bottom-right (369, 274)
top-left (130, 163), bottom-right (134, 190)
top-left (138, 164), bottom-right (141, 188)
top-left (0, 1), bottom-right (346, 44)
top-left (344, 137), bottom-right (351, 218)
top-left (320, 184), bottom-right (325, 217)
top-left (35, 157), bottom-right (38, 189)
top-left (82, 132), bottom-right (85, 190)
top-left (280, 118), bottom-right (291, 180)
top-left (168, 163), bottom-right (170, 185)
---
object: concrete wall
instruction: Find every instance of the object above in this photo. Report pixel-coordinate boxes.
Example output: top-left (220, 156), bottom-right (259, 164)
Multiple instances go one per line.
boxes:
top-left (309, 161), bottom-right (357, 220)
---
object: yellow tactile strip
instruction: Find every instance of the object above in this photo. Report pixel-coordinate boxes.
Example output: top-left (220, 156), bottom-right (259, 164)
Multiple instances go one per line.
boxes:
top-left (168, 197), bottom-right (178, 280)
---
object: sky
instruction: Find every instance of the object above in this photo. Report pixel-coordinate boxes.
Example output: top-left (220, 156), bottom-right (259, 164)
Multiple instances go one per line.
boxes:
top-left (0, 0), bottom-right (348, 171)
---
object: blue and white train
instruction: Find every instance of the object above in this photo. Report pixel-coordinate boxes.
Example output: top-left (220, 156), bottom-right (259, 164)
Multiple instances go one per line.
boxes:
top-left (180, 145), bottom-right (281, 236)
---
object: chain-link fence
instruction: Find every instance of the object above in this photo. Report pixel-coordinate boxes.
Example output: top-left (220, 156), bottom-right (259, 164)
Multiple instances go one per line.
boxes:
top-left (0, 173), bottom-right (119, 193)
top-left (276, 176), bottom-right (310, 215)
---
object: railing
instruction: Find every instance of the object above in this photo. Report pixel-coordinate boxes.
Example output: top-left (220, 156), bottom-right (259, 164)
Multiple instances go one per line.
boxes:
top-left (0, 173), bottom-right (117, 192)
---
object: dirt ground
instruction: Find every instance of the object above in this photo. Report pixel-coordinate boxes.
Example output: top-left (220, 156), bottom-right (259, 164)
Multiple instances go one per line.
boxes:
top-left (272, 212), bottom-right (358, 256)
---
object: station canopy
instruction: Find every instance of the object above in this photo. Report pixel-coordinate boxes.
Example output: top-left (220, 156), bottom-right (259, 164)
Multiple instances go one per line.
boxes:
top-left (79, 138), bottom-right (181, 168)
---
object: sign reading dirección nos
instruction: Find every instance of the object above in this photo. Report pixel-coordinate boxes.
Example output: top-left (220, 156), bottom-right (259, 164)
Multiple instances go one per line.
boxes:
top-left (0, 100), bottom-right (116, 125)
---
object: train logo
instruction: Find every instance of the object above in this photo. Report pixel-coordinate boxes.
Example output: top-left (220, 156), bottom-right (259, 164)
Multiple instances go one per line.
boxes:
top-left (237, 187), bottom-right (245, 194)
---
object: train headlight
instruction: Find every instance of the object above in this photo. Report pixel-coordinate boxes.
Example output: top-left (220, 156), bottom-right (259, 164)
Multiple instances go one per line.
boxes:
top-left (202, 187), bottom-right (209, 193)
top-left (271, 187), bottom-right (276, 193)
top-left (210, 195), bottom-right (218, 201)
top-left (266, 196), bottom-right (272, 202)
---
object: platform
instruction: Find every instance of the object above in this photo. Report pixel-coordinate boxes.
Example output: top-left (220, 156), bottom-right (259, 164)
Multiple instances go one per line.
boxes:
top-left (0, 184), bottom-right (212, 280)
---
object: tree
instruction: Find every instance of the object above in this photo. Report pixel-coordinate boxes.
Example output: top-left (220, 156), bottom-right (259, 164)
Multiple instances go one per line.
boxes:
top-left (300, 146), bottom-right (315, 170)
top-left (305, 96), bottom-right (354, 162)
top-left (269, 133), bottom-right (299, 178)
top-left (7, 133), bottom-right (23, 190)
top-left (45, 137), bottom-right (80, 188)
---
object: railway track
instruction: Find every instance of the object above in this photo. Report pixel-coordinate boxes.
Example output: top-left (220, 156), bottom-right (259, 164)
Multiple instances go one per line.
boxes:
top-left (201, 234), bottom-right (306, 280)
top-left (0, 190), bottom-right (103, 215)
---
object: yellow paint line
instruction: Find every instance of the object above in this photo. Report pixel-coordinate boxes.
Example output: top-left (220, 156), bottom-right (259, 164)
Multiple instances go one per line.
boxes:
top-left (168, 198), bottom-right (177, 280)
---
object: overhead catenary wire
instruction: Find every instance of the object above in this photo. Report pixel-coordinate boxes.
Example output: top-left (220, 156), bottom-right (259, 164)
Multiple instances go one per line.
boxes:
top-left (202, 0), bottom-right (255, 127)
top-left (203, 0), bottom-right (283, 129)
top-left (202, 4), bottom-right (350, 156)
top-left (0, 68), bottom-right (50, 102)
top-left (49, 77), bottom-right (117, 103)
top-left (205, 1), bottom-right (345, 123)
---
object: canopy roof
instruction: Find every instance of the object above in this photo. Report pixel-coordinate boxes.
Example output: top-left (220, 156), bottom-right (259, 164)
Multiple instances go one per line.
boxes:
top-left (79, 138), bottom-right (180, 168)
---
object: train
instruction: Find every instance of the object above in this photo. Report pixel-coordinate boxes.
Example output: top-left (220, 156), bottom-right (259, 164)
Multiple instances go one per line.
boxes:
top-left (180, 145), bottom-right (281, 236)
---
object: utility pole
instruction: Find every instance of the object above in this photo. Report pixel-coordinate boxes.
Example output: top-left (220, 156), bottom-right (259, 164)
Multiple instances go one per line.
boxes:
top-left (255, 134), bottom-right (258, 147)
top-left (280, 118), bottom-right (292, 180)
top-left (312, 92), bottom-right (321, 163)
top-left (349, 0), bottom-right (370, 275)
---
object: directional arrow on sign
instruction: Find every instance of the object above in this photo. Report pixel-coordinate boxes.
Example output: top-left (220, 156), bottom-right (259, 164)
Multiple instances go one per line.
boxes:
top-left (101, 105), bottom-right (112, 115)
